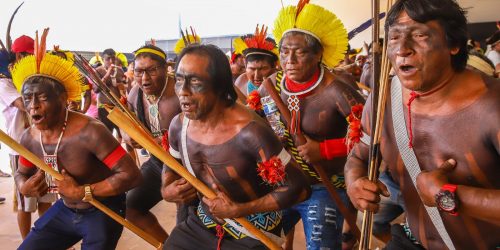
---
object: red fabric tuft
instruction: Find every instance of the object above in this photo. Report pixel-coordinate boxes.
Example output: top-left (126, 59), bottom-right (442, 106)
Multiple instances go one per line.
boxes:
top-left (346, 104), bottom-right (364, 152)
top-left (257, 156), bottom-right (286, 185)
top-left (119, 96), bottom-right (127, 106)
top-left (247, 90), bottom-right (262, 111)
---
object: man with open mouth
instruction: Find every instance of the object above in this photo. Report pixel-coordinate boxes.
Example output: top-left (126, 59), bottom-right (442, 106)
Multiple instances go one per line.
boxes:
top-left (11, 31), bottom-right (141, 250)
top-left (163, 44), bottom-right (310, 249)
top-left (346, 0), bottom-right (500, 249)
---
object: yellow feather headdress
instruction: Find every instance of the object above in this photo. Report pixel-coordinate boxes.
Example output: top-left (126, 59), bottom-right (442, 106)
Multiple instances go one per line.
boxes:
top-left (11, 28), bottom-right (83, 101)
top-left (273, 0), bottom-right (348, 68)
top-left (174, 26), bottom-right (201, 55)
top-left (233, 24), bottom-right (279, 60)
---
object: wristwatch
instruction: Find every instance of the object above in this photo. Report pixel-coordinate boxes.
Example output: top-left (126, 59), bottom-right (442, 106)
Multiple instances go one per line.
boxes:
top-left (435, 184), bottom-right (459, 216)
top-left (82, 184), bottom-right (93, 202)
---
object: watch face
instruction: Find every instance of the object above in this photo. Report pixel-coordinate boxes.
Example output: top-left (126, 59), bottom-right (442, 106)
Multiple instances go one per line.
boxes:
top-left (438, 191), bottom-right (456, 211)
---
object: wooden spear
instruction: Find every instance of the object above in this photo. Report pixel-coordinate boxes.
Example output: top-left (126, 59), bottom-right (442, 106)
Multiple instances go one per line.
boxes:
top-left (358, 0), bottom-right (393, 248)
top-left (107, 107), bottom-right (283, 250)
top-left (0, 129), bottom-right (163, 249)
top-left (262, 79), bottom-right (361, 240)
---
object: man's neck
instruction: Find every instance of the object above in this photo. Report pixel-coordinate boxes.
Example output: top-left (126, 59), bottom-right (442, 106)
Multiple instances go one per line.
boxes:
top-left (190, 101), bottom-right (228, 132)
top-left (40, 112), bottom-right (68, 141)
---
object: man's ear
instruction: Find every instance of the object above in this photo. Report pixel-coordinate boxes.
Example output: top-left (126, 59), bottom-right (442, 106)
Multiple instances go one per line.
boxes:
top-left (450, 47), bottom-right (460, 55)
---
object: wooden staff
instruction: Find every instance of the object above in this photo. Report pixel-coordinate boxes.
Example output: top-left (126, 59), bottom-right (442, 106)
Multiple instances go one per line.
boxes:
top-left (107, 107), bottom-right (283, 250)
top-left (358, 0), bottom-right (393, 249)
top-left (262, 79), bottom-right (361, 240)
top-left (0, 129), bottom-right (163, 249)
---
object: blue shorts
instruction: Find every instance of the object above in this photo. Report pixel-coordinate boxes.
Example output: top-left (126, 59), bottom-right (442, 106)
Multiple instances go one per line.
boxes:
top-left (282, 184), bottom-right (350, 250)
top-left (19, 195), bottom-right (125, 250)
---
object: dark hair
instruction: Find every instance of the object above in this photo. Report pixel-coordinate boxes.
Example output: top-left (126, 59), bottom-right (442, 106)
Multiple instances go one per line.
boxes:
top-left (245, 53), bottom-right (277, 67)
top-left (385, 0), bottom-right (468, 71)
top-left (102, 48), bottom-right (116, 57)
top-left (279, 31), bottom-right (323, 55)
top-left (175, 44), bottom-right (237, 107)
top-left (134, 44), bottom-right (167, 66)
top-left (22, 76), bottom-right (67, 98)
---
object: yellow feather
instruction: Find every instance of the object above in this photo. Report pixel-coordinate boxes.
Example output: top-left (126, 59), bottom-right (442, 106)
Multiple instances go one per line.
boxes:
top-left (273, 3), bottom-right (348, 68)
top-left (232, 37), bottom-right (248, 56)
top-left (11, 53), bottom-right (83, 101)
top-left (174, 35), bottom-right (201, 55)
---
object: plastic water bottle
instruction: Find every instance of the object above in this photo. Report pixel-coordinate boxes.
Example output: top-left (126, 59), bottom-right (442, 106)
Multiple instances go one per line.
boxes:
top-left (261, 96), bottom-right (285, 137)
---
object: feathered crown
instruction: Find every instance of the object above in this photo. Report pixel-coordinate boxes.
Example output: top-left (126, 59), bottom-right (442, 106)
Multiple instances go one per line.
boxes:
top-left (273, 0), bottom-right (348, 68)
top-left (11, 28), bottom-right (83, 101)
top-left (174, 26), bottom-right (201, 55)
top-left (233, 24), bottom-right (279, 61)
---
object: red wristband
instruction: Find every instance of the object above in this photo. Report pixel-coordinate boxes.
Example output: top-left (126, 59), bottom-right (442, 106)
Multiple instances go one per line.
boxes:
top-left (102, 145), bottom-right (127, 169)
top-left (320, 138), bottom-right (348, 160)
top-left (19, 156), bottom-right (36, 168)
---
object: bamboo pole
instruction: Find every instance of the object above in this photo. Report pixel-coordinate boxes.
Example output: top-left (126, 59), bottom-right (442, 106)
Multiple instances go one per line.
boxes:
top-left (107, 107), bottom-right (283, 250)
top-left (359, 0), bottom-right (393, 248)
top-left (0, 129), bottom-right (163, 249)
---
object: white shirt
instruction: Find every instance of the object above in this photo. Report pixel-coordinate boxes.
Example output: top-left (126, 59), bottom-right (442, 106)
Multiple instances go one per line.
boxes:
top-left (486, 50), bottom-right (500, 67)
top-left (0, 78), bottom-right (28, 155)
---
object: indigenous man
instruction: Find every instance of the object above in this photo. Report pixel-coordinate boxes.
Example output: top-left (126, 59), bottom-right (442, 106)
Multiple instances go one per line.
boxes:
top-left (163, 44), bottom-right (310, 249)
top-left (345, 0), bottom-right (500, 249)
top-left (233, 25), bottom-right (278, 98)
top-left (124, 44), bottom-right (182, 243)
top-left (94, 48), bottom-right (126, 133)
top-left (259, 2), bottom-right (365, 249)
top-left (12, 33), bottom-right (141, 249)
top-left (230, 52), bottom-right (245, 83)
top-left (1, 36), bottom-right (56, 239)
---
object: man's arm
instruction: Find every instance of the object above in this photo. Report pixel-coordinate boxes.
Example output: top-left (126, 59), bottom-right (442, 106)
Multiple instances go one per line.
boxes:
top-left (203, 120), bottom-right (311, 218)
top-left (345, 95), bottom-right (389, 212)
top-left (161, 114), bottom-right (198, 204)
top-left (417, 159), bottom-right (500, 225)
top-left (15, 131), bottom-right (49, 197)
top-left (57, 121), bottom-right (141, 200)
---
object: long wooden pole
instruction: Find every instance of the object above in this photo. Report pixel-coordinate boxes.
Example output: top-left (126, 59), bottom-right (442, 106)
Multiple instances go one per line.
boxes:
top-left (262, 79), bottom-right (361, 240)
top-left (107, 107), bottom-right (282, 250)
top-left (0, 129), bottom-right (163, 249)
top-left (359, 0), bottom-right (393, 249)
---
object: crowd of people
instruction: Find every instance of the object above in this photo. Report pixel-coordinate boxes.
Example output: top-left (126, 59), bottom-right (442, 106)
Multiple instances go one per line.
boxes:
top-left (0, 0), bottom-right (498, 249)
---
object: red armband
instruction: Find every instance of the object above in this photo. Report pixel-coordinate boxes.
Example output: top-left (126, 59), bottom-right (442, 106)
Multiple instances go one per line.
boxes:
top-left (320, 138), bottom-right (348, 160)
top-left (19, 156), bottom-right (36, 168)
top-left (102, 145), bottom-right (127, 169)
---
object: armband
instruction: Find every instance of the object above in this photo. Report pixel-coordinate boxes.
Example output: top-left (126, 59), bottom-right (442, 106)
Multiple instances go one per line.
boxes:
top-left (257, 148), bottom-right (291, 186)
top-left (19, 156), bottom-right (36, 168)
top-left (102, 145), bottom-right (127, 169)
top-left (319, 138), bottom-right (348, 160)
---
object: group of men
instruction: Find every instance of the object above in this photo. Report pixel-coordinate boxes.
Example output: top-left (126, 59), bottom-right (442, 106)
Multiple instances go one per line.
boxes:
top-left (0, 0), bottom-right (498, 249)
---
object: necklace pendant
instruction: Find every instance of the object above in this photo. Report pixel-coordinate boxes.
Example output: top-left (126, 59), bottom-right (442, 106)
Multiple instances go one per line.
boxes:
top-left (43, 155), bottom-right (59, 194)
top-left (287, 95), bottom-right (300, 112)
top-left (149, 104), bottom-right (159, 117)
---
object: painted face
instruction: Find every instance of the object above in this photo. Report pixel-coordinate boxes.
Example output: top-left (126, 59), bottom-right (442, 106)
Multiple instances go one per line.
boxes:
top-left (280, 33), bottom-right (322, 82)
top-left (102, 54), bottom-right (116, 68)
top-left (245, 59), bottom-right (275, 86)
top-left (134, 56), bottom-right (166, 96)
top-left (387, 11), bottom-right (458, 91)
top-left (22, 80), bottom-right (67, 130)
top-left (175, 53), bottom-right (217, 120)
